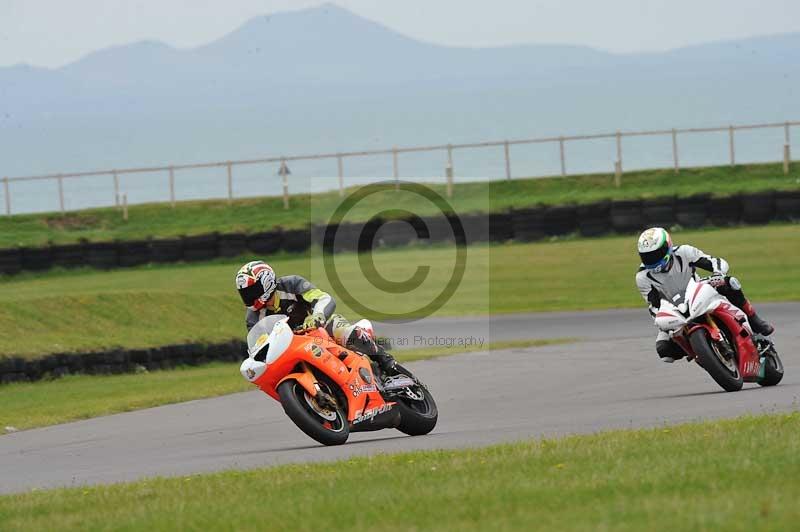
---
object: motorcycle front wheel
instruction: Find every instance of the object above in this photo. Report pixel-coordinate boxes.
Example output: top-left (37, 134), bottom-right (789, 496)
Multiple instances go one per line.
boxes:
top-left (278, 379), bottom-right (349, 446)
top-left (689, 328), bottom-right (743, 392)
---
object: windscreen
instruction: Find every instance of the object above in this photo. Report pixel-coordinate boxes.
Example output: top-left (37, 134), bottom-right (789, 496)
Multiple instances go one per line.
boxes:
top-left (246, 314), bottom-right (288, 354)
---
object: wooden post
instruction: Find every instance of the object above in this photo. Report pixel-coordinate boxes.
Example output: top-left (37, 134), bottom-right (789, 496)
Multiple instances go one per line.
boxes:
top-left (337, 155), bottom-right (344, 197)
top-left (392, 147), bottom-right (399, 190)
top-left (122, 194), bottom-right (128, 221)
top-left (447, 144), bottom-right (454, 176)
top-left (729, 125), bottom-right (736, 166)
top-left (614, 161), bottom-right (622, 188)
top-left (559, 137), bottom-right (566, 176)
top-left (279, 159), bottom-right (290, 210)
top-left (57, 174), bottom-right (65, 214)
top-left (785, 121), bottom-right (791, 146)
top-left (3, 177), bottom-right (9, 216)
top-left (784, 144), bottom-right (791, 175)
top-left (671, 129), bottom-right (680, 174)
top-left (168, 167), bottom-right (176, 207)
top-left (113, 171), bottom-right (120, 207)
top-left (226, 162), bottom-right (233, 204)
top-left (446, 164), bottom-right (454, 199)
top-left (503, 140), bottom-right (511, 180)
top-left (616, 131), bottom-right (623, 173)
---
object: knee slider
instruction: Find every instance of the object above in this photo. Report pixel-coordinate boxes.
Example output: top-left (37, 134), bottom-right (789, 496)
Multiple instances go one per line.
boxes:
top-left (656, 340), bottom-right (681, 359)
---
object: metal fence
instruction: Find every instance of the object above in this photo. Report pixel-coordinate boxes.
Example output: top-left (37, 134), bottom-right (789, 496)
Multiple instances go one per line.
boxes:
top-left (2, 119), bottom-right (797, 216)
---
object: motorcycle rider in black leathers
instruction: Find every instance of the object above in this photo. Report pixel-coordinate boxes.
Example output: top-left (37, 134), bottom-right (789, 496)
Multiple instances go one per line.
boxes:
top-left (635, 227), bottom-right (774, 363)
top-left (234, 260), bottom-right (398, 375)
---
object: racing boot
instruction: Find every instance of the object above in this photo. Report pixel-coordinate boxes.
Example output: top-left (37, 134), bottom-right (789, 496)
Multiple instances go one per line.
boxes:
top-left (346, 326), bottom-right (399, 378)
top-left (741, 301), bottom-right (775, 336)
top-left (656, 339), bottom-right (686, 363)
top-left (718, 277), bottom-right (775, 336)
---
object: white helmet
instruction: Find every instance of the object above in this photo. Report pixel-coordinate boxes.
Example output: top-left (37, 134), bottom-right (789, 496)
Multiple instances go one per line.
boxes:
top-left (235, 260), bottom-right (277, 311)
top-left (637, 227), bottom-right (673, 273)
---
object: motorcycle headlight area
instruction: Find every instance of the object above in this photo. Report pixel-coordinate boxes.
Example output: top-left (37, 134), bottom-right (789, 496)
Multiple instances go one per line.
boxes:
top-left (240, 358), bottom-right (267, 382)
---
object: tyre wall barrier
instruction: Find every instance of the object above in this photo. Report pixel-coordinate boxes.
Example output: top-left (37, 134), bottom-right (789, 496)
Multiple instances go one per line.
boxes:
top-left (775, 190), bottom-right (800, 221)
top-left (708, 195), bottom-right (742, 226)
top-left (0, 190), bottom-right (798, 276)
top-left (0, 340), bottom-right (248, 385)
top-left (577, 201), bottom-right (612, 237)
top-left (511, 207), bottom-right (547, 242)
top-left (675, 194), bottom-right (710, 228)
top-left (610, 200), bottom-right (643, 234)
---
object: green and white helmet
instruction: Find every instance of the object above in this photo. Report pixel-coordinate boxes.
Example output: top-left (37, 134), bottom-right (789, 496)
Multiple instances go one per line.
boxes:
top-left (637, 227), bottom-right (673, 273)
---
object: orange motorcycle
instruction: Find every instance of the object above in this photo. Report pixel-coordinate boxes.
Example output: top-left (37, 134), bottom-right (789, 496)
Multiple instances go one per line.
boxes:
top-left (240, 315), bottom-right (438, 445)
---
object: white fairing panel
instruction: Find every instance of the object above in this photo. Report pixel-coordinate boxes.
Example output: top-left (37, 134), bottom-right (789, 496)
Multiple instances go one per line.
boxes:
top-left (655, 300), bottom-right (687, 332)
top-left (242, 315), bottom-right (293, 383)
top-left (240, 358), bottom-right (267, 382)
top-left (265, 319), bottom-right (293, 364)
top-left (686, 278), bottom-right (723, 320)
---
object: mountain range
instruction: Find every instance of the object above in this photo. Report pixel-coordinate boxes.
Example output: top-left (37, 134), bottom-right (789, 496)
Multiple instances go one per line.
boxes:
top-left (1, 3), bottom-right (798, 192)
top-left (2, 3), bottom-right (799, 119)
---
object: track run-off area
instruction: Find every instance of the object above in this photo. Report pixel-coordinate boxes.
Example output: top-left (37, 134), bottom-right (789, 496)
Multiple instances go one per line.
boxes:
top-left (1, 303), bottom-right (798, 494)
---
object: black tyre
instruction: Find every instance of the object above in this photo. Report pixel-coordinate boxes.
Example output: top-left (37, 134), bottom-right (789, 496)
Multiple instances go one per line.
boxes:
top-left (689, 328), bottom-right (743, 392)
top-left (391, 365), bottom-right (438, 436)
top-left (759, 351), bottom-right (784, 387)
top-left (277, 379), bottom-right (349, 446)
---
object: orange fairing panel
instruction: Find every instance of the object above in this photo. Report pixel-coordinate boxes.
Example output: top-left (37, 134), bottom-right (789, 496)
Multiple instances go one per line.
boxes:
top-left (277, 369), bottom-right (318, 398)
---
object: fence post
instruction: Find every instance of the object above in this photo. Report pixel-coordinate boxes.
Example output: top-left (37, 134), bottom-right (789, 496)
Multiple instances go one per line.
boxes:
top-left (113, 170), bottom-right (120, 207)
top-left (671, 129), bottom-right (680, 174)
top-left (122, 194), bottom-right (128, 221)
top-left (57, 174), bottom-right (65, 214)
top-left (785, 121), bottom-right (791, 146)
top-left (337, 154), bottom-right (344, 197)
top-left (392, 147), bottom-right (399, 190)
top-left (279, 159), bottom-right (290, 210)
top-left (728, 126), bottom-right (736, 166)
top-left (168, 166), bottom-right (176, 207)
top-left (616, 131), bottom-right (623, 173)
top-left (784, 144), bottom-right (791, 175)
top-left (503, 140), bottom-right (511, 180)
top-left (614, 161), bottom-right (622, 188)
top-left (446, 164), bottom-right (454, 199)
top-left (447, 144), bottom-right (454, 176)
top-left (3, 177), bottom-right (9, 216)
top-left (559, 137), bottom-right (566, 176)
top-left (226, 162), bottom-right (233, 204)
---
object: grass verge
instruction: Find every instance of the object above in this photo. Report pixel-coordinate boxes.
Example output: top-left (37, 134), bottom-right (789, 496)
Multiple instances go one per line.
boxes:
top-left (0, 339), bottom-right (571, 432)
top-left (1, 224), bottom-right (798, 359)
top-left (1, 412), bottom-right (798, 531)
top-left (0, 162), bottom-right (797, 247)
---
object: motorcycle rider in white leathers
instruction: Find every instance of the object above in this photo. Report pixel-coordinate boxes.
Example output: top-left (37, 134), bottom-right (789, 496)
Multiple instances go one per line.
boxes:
top-left (635, 227), bottom-right (774, 363)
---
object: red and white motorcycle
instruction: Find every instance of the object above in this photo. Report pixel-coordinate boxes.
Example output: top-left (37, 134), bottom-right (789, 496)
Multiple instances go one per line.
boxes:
top-left (654, 276), bottom-right (784, 392)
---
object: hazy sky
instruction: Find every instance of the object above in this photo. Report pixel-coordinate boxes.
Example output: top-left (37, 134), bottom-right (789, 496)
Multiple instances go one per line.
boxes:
top-left (2, 0), bottom-right (799, 68)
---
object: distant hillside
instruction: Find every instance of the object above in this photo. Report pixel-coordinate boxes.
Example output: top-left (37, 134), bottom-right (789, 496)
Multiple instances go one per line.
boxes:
top-left (2, 3), bottom-right (799, 118)
top-left (0, 2), bottom-right (798, 193)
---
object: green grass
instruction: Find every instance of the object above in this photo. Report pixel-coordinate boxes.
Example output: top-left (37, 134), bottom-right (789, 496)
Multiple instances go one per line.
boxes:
top-left (1, 412), bottom-right (797, 531)
top-left (1, 224), bottom-right (798, 359)
top-left (0, 339), bottom-right (572, 432)
top-left (1, 162), bottom-right (797, 248)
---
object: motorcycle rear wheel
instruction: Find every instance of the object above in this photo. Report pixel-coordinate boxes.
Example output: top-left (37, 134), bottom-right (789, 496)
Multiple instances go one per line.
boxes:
top-left (689, 328), bottom-right (743, 392)
top-left (391, 364), bottom-right (438, 436)
top-left (758, 351), bottom-right (784, 387)
top-left (278, 379), bottom-right (349, 446)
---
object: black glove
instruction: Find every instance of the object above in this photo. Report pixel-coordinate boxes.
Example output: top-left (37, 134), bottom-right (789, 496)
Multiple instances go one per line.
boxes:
top-left (707, 273), bottom-right (727, 288)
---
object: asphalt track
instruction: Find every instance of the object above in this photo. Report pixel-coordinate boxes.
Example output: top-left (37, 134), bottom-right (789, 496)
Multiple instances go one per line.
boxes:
top-left (1, 303), bottom-right (798, 494)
